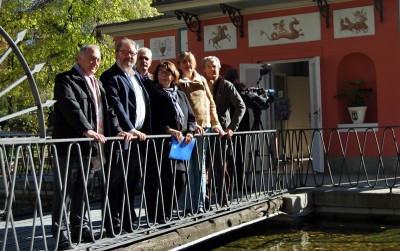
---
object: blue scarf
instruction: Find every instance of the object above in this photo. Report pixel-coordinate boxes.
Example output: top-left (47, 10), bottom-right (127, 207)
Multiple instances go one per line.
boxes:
top-left (156, 83), bottom-right (185, 129)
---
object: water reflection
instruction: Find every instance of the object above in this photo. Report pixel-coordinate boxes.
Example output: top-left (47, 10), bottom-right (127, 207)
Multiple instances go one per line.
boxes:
top-left (186, 221), bottom-right (400, 251)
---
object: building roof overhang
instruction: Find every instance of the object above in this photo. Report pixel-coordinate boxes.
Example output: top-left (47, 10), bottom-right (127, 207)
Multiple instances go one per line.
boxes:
top-left (96, 0), bottom-right (355, 37)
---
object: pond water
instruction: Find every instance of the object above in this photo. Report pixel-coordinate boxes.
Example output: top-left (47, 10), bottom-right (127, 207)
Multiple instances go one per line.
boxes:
top-left (186, 220), bottom-right (400, 251)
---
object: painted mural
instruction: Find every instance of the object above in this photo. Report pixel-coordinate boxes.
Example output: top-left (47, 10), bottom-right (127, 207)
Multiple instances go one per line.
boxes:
top-left (248, 12), bottom-right (321, 47)
top-left (204, 23), bottom-right (237, 51)
top-left (133, 39), bottom-right (144, 49)
top-left (150, 36), bottom-right (176, 60)
top-left (333, 5), bottom-right (375, 38)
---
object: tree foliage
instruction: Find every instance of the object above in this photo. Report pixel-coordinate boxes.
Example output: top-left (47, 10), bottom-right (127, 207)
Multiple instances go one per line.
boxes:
top-left (0, 0), bottom-right (158, 134)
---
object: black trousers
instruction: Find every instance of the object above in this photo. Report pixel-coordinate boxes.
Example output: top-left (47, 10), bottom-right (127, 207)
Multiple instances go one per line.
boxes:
top-left (206, 136), bottom-right (231, 206)
top-left (52, 152), bottom-right (93, 231)
top-left (228, 134), bottom-right (246, 191)
top-left (145, 140), bottom-right (187, 223)
top-left (104, 142), bottom-right (142, 232)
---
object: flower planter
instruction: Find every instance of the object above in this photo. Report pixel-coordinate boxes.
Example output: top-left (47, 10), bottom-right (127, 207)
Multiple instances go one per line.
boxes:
top-left (347, 106), bottom-right (367, 124)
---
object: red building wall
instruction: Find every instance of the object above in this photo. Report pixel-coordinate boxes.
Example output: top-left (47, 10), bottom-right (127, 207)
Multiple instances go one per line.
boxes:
top-left (117, 0), bottom-right (400, 128)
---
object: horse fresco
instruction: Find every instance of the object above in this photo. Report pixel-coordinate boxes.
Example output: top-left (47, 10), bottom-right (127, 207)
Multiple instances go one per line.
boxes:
top-left (339, 8), bottom-right (369, 33)
top-left (209, 25), bottom-right (231, 49)
top-left (261, 17), bottom-right (304, 41)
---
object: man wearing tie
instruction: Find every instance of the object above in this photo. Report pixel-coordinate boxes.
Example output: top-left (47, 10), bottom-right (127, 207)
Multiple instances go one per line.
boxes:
top-left (52, 44), bottom-right (132, 249)
top-left (100, 38), bottom-right (151, 235)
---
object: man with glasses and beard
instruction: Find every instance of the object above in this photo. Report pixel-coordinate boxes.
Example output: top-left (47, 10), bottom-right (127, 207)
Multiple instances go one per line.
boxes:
top-left (100, 38), bottom-right (151, 236)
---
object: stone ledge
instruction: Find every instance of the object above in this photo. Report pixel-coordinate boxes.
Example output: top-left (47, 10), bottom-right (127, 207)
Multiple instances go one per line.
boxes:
top-left (316, 206), bottom-right (400, 216)
top-left (281, 192), bottom-right (313, 215)
top-left (115, 198), bottom-right (283, 251)
top-left (313, 189), bottom-right (400, 209)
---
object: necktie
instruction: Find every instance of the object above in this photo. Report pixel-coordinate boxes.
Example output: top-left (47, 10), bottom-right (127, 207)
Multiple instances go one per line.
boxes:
top-left (90, 76), bottom-right (97, 90)
top-left (89, 76), bottom-right (99, 115)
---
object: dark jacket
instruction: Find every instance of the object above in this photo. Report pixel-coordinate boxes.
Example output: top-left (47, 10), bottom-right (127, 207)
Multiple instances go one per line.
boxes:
top-left (150, 83), bottom-right (196, 171)
top-left (210, 77), bottom-right (246, 131)
top-left (150, 85), bottom-right (196, 135)
top-left (140, 72), bottom-right (155, 94)
top-left (100, 63), bottom-right (151, 135)
top-left (52, 66), bottom-right (122, 155)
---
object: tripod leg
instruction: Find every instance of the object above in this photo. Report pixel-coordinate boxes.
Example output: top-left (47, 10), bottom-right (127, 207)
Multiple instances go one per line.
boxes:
top-left (251, 109), bottom-right (264, 131)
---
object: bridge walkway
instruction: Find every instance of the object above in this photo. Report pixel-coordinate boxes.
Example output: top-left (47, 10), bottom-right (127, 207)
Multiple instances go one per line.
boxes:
top-left (1, 185), bottom-right (286, 251)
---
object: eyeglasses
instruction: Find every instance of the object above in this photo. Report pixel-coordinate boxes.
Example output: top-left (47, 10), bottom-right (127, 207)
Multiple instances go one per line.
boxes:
top-left (158, 70), bottom-right (172, 76)
top-left (119, 50), bottom-right (137, 57)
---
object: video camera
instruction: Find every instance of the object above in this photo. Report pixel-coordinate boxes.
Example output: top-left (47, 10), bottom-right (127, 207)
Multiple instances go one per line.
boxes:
top-left (259, 67), bottom-right (270, 76)
top-left (240, 87), bottom-right (275, 111)
top-left (240, 64), bottom-right (275, 111)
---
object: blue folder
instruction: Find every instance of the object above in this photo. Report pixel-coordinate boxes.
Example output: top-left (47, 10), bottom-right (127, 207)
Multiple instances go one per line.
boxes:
top-left (168, 136), bottom-right (196, 161)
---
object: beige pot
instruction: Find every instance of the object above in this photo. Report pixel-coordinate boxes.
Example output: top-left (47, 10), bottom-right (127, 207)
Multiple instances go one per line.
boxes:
top-left (347, 106), bottom-right (367, 124)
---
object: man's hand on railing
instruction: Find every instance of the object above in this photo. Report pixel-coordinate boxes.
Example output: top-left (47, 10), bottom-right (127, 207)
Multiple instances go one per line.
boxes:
top-left (130, 129), bottom-right (147, 141)
top-left (225, 128), bottom-right (233, 140)
top-left (117, 131), bottom-right (134, 142)
top-left (84, 129), bottom-right (107, 144)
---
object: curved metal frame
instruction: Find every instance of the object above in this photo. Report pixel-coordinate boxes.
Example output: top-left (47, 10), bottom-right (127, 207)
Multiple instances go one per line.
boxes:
top-left (314, 0), bottom-right (330, 28)
top-left (175, 10), bottom-right (201, 41)
top-left (220, 4), bottom-right (244, 37)
top-left (0, 26), bottom-right (46, 138)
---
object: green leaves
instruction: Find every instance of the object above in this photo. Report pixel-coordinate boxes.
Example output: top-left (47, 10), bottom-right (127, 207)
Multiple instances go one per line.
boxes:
top-left (0, 0), bottom-right (158, 133)
top-left (334, 79), bottom-right (373, 107)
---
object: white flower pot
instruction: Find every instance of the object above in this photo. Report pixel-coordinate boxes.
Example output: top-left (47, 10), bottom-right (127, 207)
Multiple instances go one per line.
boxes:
top-left (347, 106), bottom-right (367, 124)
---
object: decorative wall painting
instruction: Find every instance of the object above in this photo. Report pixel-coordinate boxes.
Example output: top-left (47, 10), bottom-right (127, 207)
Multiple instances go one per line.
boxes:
top-left (333, 5), bottom-right (375, 39)
top-left (150, 36), bottom-right (176, 60)
top-left (248, 12), bottom-right (321, 47)
top-left (204, 23), bottom-right (237, 51)
top-left (133, 39), bottom-right (144, 49)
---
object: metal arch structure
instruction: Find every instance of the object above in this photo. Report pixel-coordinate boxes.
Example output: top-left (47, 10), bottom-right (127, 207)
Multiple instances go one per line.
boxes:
top-left (0, 27), bottom-right (48, 138)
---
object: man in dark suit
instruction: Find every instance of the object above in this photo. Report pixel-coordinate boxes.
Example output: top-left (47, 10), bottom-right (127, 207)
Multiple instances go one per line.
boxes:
top-left (52, 44), bottom-right (132, 249)
top-left (100, 38), bottom-right (151, 235)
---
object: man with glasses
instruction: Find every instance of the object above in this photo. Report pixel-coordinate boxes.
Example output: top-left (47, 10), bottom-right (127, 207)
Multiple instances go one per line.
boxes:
top-left (100, 38), bottom-right (151, 236)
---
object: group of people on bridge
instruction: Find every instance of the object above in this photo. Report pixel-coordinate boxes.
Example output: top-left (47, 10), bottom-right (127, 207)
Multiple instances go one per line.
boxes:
top-left (51, 38), bottom-right (247, 249)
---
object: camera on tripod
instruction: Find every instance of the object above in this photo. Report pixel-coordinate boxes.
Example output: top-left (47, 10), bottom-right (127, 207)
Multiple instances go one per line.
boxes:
top-left (259, 67), bottom-right (270, 76)
top-left (240, 87), bottom-right (275, 111)
top-left (239, 64), bottom-right (275, 130)
top-left (239, 63), bottom-right (275, 110)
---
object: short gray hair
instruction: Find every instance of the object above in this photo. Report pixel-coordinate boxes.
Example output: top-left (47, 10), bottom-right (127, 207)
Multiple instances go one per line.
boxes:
top-left (116, 38), bottom-right (137, 52)
top-left (138, 47), bottom-right (152, 60)
top-left (78, 44), bottom-right (100, 60)
top-left (202, 56), bottom-right (221, 69)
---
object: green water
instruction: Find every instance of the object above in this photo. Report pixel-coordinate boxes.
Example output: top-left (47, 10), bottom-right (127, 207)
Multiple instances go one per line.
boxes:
top-left (189, 221), bottom-right (400, 251)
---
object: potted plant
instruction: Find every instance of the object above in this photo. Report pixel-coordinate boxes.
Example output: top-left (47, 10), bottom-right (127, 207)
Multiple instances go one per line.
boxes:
top-left (334, 78), bottom-right (373, 124)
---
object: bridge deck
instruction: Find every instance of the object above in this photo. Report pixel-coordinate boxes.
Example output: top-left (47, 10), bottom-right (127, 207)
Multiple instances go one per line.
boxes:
top-left (1, 190), bottom-right (284, 251)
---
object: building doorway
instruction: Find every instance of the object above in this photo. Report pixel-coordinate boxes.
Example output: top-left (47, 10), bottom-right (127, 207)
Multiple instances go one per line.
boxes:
top-left (240, 57), bottom-right (324, 172)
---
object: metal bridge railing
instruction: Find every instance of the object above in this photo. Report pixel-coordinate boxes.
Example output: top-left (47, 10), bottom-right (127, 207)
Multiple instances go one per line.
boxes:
top-left (1, 127), bottom-right (400, 250)
top-left (276, 126), bottom-right (400, 191)
top-left (0, 130), bottom-right (281, 250)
